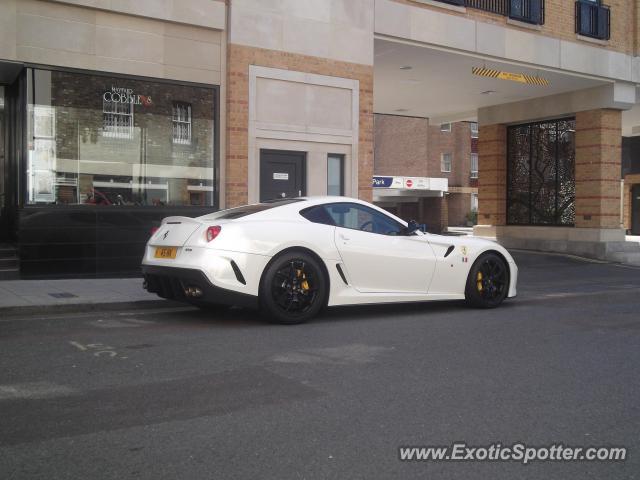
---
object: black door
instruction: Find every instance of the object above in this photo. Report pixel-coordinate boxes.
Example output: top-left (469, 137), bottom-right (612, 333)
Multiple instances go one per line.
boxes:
top-left (632, 185), bottom-right (640, 235)
top-left (260, 150), bottom-right (306, 202)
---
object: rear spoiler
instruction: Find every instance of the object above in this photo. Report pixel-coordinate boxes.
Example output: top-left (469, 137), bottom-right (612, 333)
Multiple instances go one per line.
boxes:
top-left (161, 216), bottom-right (203, 225)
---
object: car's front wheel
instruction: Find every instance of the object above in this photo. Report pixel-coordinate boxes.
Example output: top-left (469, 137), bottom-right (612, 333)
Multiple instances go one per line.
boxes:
top-left (259, 251), bottom-right (327, 324)
top-left (465, 252), bottom-right (510, 308)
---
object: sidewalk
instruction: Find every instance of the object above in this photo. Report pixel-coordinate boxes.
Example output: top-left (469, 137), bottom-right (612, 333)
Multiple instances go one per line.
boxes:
top-left (0, 277), bottom-right (176, 316)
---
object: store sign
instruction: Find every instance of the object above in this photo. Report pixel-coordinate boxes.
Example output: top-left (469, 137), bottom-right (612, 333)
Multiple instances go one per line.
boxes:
top-left (373, 176), bottom-right (447, 191)
top-left (372, 176), bottom-right (403, 188)
top-left (103, 86), bottom-right (153, 107)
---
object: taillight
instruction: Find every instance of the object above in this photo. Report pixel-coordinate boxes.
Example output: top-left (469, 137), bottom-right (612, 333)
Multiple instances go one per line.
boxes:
top-left (150, 226), bottom-right (159, 237)
top-left (206, 226), bottom-right (222, 242)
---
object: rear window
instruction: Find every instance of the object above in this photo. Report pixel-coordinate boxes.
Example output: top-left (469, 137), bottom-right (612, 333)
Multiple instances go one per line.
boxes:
top-left (202, 199), bottom-right (304, 220)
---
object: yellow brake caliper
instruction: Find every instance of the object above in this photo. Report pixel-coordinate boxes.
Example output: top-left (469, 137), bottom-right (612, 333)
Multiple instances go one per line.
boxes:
top-left (297, 269), bottom-right (310, 292)
top-left (476, 271), bottom-right (484, 292)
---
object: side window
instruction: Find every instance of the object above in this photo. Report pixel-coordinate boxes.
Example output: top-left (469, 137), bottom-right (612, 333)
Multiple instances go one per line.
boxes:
top-left (324, 203), bottom-right (404, 236)
top-left (300, 206), bottom-right (336, 226)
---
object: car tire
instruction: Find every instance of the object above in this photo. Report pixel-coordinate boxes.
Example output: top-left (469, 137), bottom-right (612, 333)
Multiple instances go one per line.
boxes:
top-left (465, 252), bottom-right (510, 308)
top-left (259, 251), bottom-right (328, 324)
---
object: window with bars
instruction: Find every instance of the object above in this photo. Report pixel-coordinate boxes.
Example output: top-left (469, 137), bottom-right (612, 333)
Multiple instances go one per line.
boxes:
top-left (172, 102), bottom-right (192, 145)
top-left (103, 98), bottom-right (134, 139)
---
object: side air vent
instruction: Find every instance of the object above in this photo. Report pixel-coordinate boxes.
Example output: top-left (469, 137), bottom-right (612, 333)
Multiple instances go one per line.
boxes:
top-left (336, 264), bottom-right (349, 285)
top-left (444, 246), bottom-right (455, 258)
top-left (230, 260), bottom-right (246, 285)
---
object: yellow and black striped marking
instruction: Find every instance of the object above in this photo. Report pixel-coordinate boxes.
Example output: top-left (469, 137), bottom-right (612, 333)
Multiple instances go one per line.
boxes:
top-left (472, 67), bottom-right (549, 86)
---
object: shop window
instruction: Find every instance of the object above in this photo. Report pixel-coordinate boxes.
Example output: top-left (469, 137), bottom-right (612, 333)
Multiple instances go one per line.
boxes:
top-left (441, 153), bottom-right (452, 173)
top-left (507, 118), bottom-right (576, 226)
top-left (327, 154), bottom-right (344, 196)
top-left (26, 69), bottom-right (217, 207)
top-left (172, 102), bottom-right (192, 145)
top-left (470, 153), bottom-right (478, 179)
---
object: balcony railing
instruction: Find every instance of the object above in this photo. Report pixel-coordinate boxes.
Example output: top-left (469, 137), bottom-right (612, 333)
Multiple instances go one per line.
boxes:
top-left (436, 0), bottom-right (545, 25)
top-left (575, 1), bottom-right (610, 40)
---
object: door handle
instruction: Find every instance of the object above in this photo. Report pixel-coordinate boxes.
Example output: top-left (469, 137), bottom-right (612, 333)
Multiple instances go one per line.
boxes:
top-left (339, 233), bottom-right (350, 241)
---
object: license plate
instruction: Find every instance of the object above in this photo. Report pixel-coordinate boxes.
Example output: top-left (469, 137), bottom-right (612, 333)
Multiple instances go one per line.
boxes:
top-left (154, 247), bottom-right (177, 259)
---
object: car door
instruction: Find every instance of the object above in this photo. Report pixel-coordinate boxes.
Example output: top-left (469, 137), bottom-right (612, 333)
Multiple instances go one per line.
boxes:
top-left (325, 203), bottom-right (436, 294)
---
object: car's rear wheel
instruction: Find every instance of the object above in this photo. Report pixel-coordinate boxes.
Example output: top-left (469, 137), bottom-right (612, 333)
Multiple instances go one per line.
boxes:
top-left (465, 252), bottom-right (509, 308)
top-left (259, 251), bottom-right (327, 324)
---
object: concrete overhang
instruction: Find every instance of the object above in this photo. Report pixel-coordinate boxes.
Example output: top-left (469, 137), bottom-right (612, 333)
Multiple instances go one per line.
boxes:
top-left (479, 82), bottom-right (638, 126)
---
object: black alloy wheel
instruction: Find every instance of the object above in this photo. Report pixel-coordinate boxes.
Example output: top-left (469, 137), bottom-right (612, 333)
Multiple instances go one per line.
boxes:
top-left (260, 251), bottom-right (327, 324)
top-left (465, 252), bottom-right (510, 308)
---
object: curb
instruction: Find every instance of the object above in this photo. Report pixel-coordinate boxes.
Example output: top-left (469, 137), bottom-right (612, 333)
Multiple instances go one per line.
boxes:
top-left (0, 299), bottom-right (187, 318)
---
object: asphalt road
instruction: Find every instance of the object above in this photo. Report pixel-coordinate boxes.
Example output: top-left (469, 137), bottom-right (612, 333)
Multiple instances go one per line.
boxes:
top-left (1, 251), bottom-right (639, 480)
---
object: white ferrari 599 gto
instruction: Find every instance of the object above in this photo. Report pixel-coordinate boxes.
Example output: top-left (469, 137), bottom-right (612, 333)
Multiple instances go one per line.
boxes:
top-left (142, 196), bottom-right (517, 324)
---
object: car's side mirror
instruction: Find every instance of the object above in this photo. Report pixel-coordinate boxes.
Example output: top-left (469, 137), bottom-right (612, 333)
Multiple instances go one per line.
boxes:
top-left (405, 219), bottom-right (420, 236)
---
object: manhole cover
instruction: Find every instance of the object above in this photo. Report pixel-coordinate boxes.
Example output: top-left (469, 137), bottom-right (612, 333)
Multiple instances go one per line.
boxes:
top-left (48, 292), bottom-right (78, 299)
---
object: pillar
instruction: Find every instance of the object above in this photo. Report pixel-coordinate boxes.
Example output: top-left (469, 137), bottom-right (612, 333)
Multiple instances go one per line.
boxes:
top-left (476, 124), bottom-right (507, 228)
top-left (574, 109), bottom-right (622, 230)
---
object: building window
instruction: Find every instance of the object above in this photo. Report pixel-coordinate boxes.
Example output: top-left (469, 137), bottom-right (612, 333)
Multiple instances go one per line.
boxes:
top-left (440, 123), bottom-right (451, 133)
top-left (441, 153), bottom-right (452, 173)
top-left (172, 102), bottom-right (192, 145)
top-left (507, 118), bottom-right (576, 226)
top-left (575, 0), bottom-right (610, 40)
top-left (470, 153), bottom-right (478, 179)
top-left (441, 1), bottom-right (544, 25)
top-left (471, 193), bottom-right (478, 212)
top-left (103, 92), bottom-right (134, 139)
top-left (26, 68), bottom-right (217, 207)
top-left (508, 0), bottom-right (544, 25)
top-left (470, 122), bottom-right (478, 138)
top-left (327, 154), bottom-right (344, 196)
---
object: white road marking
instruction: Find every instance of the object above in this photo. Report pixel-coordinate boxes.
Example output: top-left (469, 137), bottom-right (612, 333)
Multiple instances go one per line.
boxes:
top-left (69, 341), bottom-right (124, 359)
top-left (69, 341), bottom-right (88, 351)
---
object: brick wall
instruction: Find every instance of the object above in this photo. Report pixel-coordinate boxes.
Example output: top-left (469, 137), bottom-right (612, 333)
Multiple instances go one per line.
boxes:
top-left (374, 114), bottom-right (429, 176)
top-left (477, 124), bottom-right (507, 226)
top-left (428, 121), bottom-right (473, 187)
top-left (574, 109), bottom-right (622, 229)
top-left (393, 0), bottom-right (636, 55)
top-left (226, 43), bottom-right (374, 207)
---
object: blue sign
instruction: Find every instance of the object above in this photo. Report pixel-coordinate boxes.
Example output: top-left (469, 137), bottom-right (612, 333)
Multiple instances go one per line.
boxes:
top-left (372, 176), bottom-right (393, 188)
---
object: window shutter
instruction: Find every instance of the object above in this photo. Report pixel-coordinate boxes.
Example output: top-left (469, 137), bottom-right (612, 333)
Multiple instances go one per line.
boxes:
top-left (528, 0), bottom-right (543, 25)
top-left (578, 2), bottom-right (593, 35)
top-left (597, 5), bottom-right (610, 40)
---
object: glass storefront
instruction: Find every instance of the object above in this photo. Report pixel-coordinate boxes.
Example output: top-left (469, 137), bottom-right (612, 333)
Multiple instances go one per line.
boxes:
top-left (25, 69), bottom-right (217, 207)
